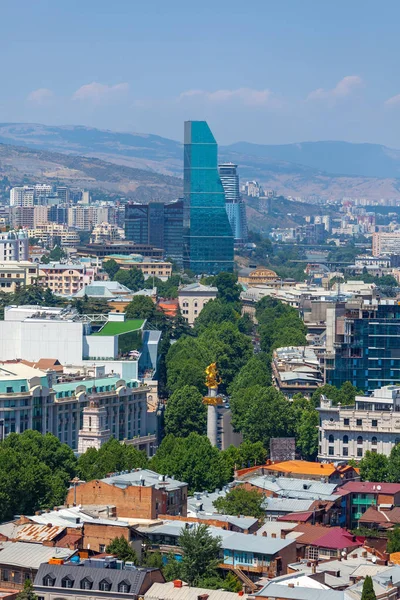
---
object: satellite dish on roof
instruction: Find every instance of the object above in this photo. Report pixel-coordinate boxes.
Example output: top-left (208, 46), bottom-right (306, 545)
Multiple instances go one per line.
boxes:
top-left (377, 485), bottom-right (382, 491)
top-left (372, 556), bottom-right (377, 564)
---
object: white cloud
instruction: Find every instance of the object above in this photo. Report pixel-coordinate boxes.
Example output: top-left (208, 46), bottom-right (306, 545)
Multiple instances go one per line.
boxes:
top-left (27, 88), bottom-right (54, 105)
top-left (179, 87), bottom-right (273, 107)
top-left (385, 94), bottom-right (400, 107)
top-left (307, 76), bottom-right (363, 101)
top-left (73, 82), bottom-right (129, 102)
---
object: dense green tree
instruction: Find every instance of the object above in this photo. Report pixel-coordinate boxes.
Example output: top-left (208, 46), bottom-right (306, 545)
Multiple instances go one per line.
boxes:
top-left (387, 527), bottom-right (400, 554)
top-left (312, 382), bottom-right (361, 407)
top-left (228, 353), bottom-right (271, 395)
top-left (237, 312), bottom-right (253, 335)
top-left (164, 385), bottom-right (206, 437)
top-left (77, 437), bottom-right (147, 481)
top-left (103, 259), bottom-right (120, 279)
top-left (221, 441), bottom-right (267, 477)
top-left (255, 297), bottom-right (307, 356)
top-left (359, 451), bottom-right (389, 482)
top-left (125, 295), bottom-right (158, 320)
top-left (16, 579), bottom-right (37, 600)
top-left (194, 299), bottom-right (238, 332)
top-left (141, 550), bottom-right (164, 569)
top-left (179, 524), bottom-right (222, 586)
top-left (388, 443), bottom-right (400, 483)
top-left (106, 536), bottom-right (139, 563)
top-left (163, 552), bottom-right (183, 581)
top-left (295, 405), bottom-right (319, 461)
top-left (213, 486), bottom-right (265, 519)
top-left (214, 272), bottom-right (242, 307)
top-left (196, 573), bottom-right (242, 593)
top-left (114, 267), bottom-right (145, 292)
top-left (361, 575), bottom-right (377, 600)
top-left (150, 434), bottom-right (230, 493)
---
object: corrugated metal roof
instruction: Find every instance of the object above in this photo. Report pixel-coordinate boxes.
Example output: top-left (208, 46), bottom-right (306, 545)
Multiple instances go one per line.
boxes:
top-left (263, 498), bottom-right (315, 513)
top-left (0, 542), bottom-right (74, 569)
top-left (257, 583), bottom-right (348, 599)
top-left (145, 582), bottom-right (248, 600)
top-left (15, 523), bottom-right (66, 543)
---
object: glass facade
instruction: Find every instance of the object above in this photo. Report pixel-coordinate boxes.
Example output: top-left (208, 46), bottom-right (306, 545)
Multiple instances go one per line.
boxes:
top-left (327, 303), bottom-right (400, 393)
top-left (148, 203), bottom-right (165, 249)
top-left (124, 204), bottom-right (149, 244)
top-left (164, 200), bottom-right (183, 265)
top-left (183, 121), bottom-right (234, 274)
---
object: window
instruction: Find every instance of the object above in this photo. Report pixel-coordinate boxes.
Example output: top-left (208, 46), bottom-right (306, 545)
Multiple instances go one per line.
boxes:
top-left (80, 578), bottom-right (93, 590)
top-left (329, 446), bottom-right (334, 456)
top-left (343, 435), bottom-right (349, 444)
top-left (2, 570), bottom-right (9, 582)
top-left (6, 387), bottom-right (13, 393)
top-left (357, 447), bottom-right (363, 457)
top-left (328, 434), bottom-right (334, 443)
top-left (343, 447), bottom-right (349, 457)
top-left (43, 575), bottom-right (55, 587)
top-left (357, 436), bottom-right (363, 445)
top-left (118, 582), bottom-right (131, 593)
top-left (344, 418), bottom-right (350, 426)
top-left (372, 436), bottom-right (377, 445)
top-left (356, 419), bottom-right (362, 426)
top-left (372, 419), bottom-right (378, 427)
top-left (99, 544), bottom-right (106, 553)
top-left (61, 577), bottom-right (74, 589)
top-left (99, 580), bottom-right (111, 592)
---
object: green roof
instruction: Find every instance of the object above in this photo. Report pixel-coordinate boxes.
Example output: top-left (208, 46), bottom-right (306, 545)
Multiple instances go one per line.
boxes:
top-left (92, 319), bottom-right (144, 336)
top-left (53, 377), bottom-right (137, 399)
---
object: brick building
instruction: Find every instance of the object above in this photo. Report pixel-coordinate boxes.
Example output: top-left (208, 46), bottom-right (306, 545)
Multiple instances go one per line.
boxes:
top-left (66, 470), bottom-right (188, 519)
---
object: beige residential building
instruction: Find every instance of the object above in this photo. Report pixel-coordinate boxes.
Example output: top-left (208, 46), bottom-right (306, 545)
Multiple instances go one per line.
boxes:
top-left (103, 254), bottom-right (172, 281)
top-left (0, 261), bottom-right (39, 292)
top-left (28, 223), bottom-right (80, 248)
top-left (372, 231), bottom-right (400, 256)
top-left (33, 206), bottom-right (49, 228)
top-left (178, 282), bottom-right (218, 325)
top-left (90, 222), bottom-right (125, 244)
top-left (38, 262), bottom-right (96, 295)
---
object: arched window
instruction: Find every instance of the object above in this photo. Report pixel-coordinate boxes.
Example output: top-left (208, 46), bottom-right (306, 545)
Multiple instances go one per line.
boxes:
top-left (99, 579), bottom-right (111, 592)
top-left (357, 436), bottom-right (363, 445)
top-left (328, 434), bottom-right (334, 444)
top-left (372, 436), bottom-right (377, 445)
top-left (43, 575), bottom-right (55, 587)
top-left (118, 581), bottom-right (131, 594)
top-left (61, 577), bottom-right (74, 589)
top-left (80, 578), bottom-right (93, 590)
top-left (343, 435), bottom-right (349, 444)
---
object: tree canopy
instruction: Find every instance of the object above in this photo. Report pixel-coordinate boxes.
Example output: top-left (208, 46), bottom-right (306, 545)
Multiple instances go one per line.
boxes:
top-left (164, 385), bottom-right (206, 437)
top-left (125, 295), bottom-right (158, 320)
top-left (179, 524), bottom-right (222, 586)
top-left (77, 437), bottom-right (147, 481)
top-left (361, 575), bottom-right (377, 600)
top-left (213, 486), bottom-right (265, 520)
top-left (106, 536), bottom-right (139, 563)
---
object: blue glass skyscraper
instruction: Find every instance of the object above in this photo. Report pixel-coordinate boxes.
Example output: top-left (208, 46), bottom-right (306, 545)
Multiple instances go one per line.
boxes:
top-left (183, 121), bottom-right (234, 274)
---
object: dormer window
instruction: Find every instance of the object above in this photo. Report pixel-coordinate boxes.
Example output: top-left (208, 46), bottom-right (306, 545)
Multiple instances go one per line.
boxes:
top-left (43, 575), bottom-right (55, 587)
top-left (118, 581), bottom-right (131, 593)
top-left (80, 577), bottom-right (93, 590)
top-left (99, 579), bottom-right (112, 592)
top-left (61, 576), bottom-right (74, 589)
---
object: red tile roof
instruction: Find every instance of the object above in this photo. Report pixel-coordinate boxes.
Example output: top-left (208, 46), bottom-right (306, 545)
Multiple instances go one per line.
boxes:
top-left (359, 506), bottom-right (400, 526)
top-left (340, 481), bottom-right (400, 494)
top-left (278, 512), bottom-right (313, 522)
top-left (313, 529), bottom-right (361, 550)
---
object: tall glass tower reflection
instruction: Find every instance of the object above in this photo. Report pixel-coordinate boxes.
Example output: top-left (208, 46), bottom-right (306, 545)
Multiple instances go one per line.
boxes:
top-left (183, 121), bottom-right (234, 274)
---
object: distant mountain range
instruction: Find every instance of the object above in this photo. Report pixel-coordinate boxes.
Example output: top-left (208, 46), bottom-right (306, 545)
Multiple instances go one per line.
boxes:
top-left (1, 123), bottom-right (400, 200)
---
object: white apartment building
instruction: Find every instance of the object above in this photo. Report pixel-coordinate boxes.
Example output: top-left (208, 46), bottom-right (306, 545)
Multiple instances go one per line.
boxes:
top-left (90, 222), bottom-right (125, 244)
top-left (10, 186), bottom-right (35, 207)
top-left (28, 223), bottom-right (80, 248)
top-left (318, 385), bottom-right (400, 462)
top-left (372, 232), bottom-right (400, 256)
top-left (0, 230), bottom-right (29, 261)
top-left (68, 206), bottom-right (110, 231)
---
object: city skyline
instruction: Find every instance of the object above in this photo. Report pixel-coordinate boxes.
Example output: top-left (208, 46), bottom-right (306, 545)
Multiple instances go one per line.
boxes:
top-left (2, 0), bottom-right (400, 146)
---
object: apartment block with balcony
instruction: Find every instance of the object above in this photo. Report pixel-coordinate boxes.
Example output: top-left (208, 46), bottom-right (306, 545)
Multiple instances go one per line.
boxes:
top-left (38, 262), bottom-right (96, 295)
top-left (0, 261), bottom-right (38, 292)
top-left (340, 481), bottom-right (400, 529)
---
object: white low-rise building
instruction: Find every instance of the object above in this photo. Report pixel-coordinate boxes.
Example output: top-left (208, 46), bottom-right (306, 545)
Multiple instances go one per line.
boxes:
top-left (318, 385), bottom-right (400, 461)
top-left (178, 282), bottom-right (218, 325)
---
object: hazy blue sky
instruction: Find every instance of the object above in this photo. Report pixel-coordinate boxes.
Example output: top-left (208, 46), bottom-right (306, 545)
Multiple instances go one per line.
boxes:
top-left (2, 0), bottom-right (400, 146)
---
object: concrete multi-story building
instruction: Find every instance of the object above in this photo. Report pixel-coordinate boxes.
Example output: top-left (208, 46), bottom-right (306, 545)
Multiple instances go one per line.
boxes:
top-left (372, 231), bottom-right (400, 256)
top-left (77, 241), bottom-right (164, 260)
top-left (10, 206), bottom-right (35, 229)
top-left (90, 222), bottom-right (125, 244)
top-left (318, 385), bottom-right (400, 463)
top-left (38, 262), bottom-right (96, 295)
top-left (272, 346), bottom-right (323, 399)
top-left (68, 206), bottom-right (110, 231)
top-left (10, 186), bottom-right (35, 207)
top-left (178, 282), bottom-right (218, 325)
top-left (0, 261), bottom-right (38, 292)
top-left (28, 223), bottom-right (80, 248)
top-left (0, 230), bottom-right (29, 261)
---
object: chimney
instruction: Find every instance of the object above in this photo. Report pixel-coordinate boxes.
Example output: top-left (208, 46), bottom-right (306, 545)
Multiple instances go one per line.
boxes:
top-left (281, 532), bottom-right (286, 539)
top-left (238, 592), bottom-right (244, 597)
top-left (271, 533), bottom-right (276, 538)
top-left (262, 531), bottom-right (267, 537)
top-left (288, 583), bottom-right (295, 588)
top-left (198, 595), bottom-right (209, 600)
top-left (173, 580), bottom-right (183, 588)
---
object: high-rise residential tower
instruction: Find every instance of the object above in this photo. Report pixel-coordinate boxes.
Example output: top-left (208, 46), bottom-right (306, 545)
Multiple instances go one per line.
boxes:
top-left (219, 162), bottom-right (248, 244)
top-left (183, 121), bottom-right (234, 274)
